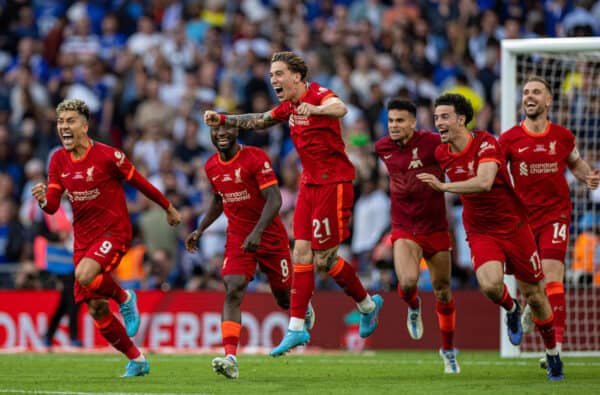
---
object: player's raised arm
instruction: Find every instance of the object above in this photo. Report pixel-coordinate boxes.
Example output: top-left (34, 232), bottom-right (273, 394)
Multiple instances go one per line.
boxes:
top-left (185, 193), bottom-right (224, 252)
top-left (296, 96), bottom-right (347, 118)
top-left (242, 184), bottom-right (282, 253)
top-left (204, 110), bottom-right (280, 131)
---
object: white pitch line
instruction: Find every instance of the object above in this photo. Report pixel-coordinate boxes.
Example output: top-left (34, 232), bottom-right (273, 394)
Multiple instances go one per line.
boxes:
top-left (0, 391), bottom-right (211, 395)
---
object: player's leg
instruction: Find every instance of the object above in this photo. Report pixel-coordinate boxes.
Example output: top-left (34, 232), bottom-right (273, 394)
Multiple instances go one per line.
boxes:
top-left (427, 247), bottom-right (459, 373)
top-left (310, 182), bottom-right (383, 338)
top-left (271, 241), bottom-right (313, 356)
top-left (87, 298), bottom-right (149, 377)
top-left (517, 280), bottom-right (563, 380)
top-left (470, 234), bottom-right (521, 345)
top-left (536, 222), bottom-right (568, 351)
top-left (392, 237), bottom-right (423, 340)
top-left (212, 274), bottom-right (247, 379)
top-left (75, 238), bottom-right (140, 336)
top-left (507, 226), bottom-right (563, 380)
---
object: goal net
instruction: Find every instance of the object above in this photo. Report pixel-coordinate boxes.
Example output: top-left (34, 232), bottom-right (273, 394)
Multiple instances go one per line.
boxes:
top-left (500, 37), bottom-right (600, 357)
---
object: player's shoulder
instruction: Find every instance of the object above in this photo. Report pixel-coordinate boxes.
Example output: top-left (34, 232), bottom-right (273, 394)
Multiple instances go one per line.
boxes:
top-left (308, 82), bottom-right (335, 99)
top-left (415, 130), bottom-right (441, 144)
top-left (473, 130), bottom-right (499, 144)
top-left (434, 143), bottom-right (448, 160)
top-left (498, 125), bottom-right (522, 144)
top-left (549, 122), bottom-right (575, 140)
top-left (204, 153), bottom-right (219, 170)
top-left (374, 135), bottom-right (392, 152)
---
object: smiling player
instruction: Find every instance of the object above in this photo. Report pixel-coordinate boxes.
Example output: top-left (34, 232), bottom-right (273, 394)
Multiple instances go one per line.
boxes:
top-left (31, 99), bottom-right (181, 377)
top-left (204, 51), bottom-right (383, 357)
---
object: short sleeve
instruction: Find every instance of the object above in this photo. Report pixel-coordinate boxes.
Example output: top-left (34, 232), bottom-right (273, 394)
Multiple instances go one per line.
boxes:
top-left (271, 102), bottom-right (291, 123)
top-left (107, 147), bottom-right (135, 181)
top-left (477, 135), bottom-right (502, 165)
top-left (252, 150), bottom-right (278, 190)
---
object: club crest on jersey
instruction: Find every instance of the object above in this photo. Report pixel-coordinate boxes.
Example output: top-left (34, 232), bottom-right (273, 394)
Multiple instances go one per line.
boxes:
top-left (234, 167), bottom-right (242, 183)
top-left (549, 141), bottom-right (557, 155)
top-left (86, 166), bottom-right (95, 182)
top-left (408, 148), bottom-right (423, 169)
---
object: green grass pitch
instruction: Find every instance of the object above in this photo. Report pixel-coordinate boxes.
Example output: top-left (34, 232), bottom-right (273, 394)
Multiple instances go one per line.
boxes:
top-left (0, 351), bottom-right (598, 394)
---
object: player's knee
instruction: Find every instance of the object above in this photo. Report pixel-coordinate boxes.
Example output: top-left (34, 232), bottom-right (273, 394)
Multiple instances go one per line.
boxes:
top-left (480, 282), bottom-right (503, 300)
top-left (433, 287), bottom-right (451, 303)
top-left (224, 277), bottom-right (247, 305)
top-left (399, 277), bottom-right (418, 293)
top-left (74, 269), bottom-right (94, 286)
top-left (87, 299), bottom-right (109, 320)
top-left (431, 278), bottom-right (450, 293)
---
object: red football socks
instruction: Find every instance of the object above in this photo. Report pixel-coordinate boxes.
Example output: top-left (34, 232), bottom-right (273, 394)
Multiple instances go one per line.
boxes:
top-left (497, 285), bottom-right (515, 311)
top-left (222, 321), bottom-right (242, 356)
top-left (95, 313), bottom-right (140, 359)
top-left (84, 274), bottom-right (128, 304)
top-left (328, 257), bottom-right (367, 302)
top-left (533, 313), bottom-right (557, 350)
top-left (398, 287), bottom-right (420, 310)
top-left (289, 263), bottom-right (314, 319)
top-left (545, 282), bottom-right (565, 344)
top-left (436, 299), bottom-right (456, 350)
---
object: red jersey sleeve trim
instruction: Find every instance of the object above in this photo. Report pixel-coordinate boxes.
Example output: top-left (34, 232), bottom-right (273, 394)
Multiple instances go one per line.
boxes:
top-left (126, 166), bottom-right (135, 181)
top-left (319, 92), bottom-right (336, 105)
top-left (479, 158), bottom-right (501, 165)
top-left (259, 179), bottom-right (278, 190)
top-left (48, 183), bottom-right (63, 190)
top-left (520, 121), bottom-right (551, 137)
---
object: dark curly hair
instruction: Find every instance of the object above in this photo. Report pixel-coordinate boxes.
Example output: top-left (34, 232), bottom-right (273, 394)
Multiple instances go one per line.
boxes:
top-left (434, 93), bottom-right (474, 125)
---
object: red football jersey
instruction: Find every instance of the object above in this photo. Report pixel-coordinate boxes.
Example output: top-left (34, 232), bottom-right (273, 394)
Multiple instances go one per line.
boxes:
top-left (271, 82), bottom-right (355, 185)
top-left (47, 141), bottom-right (135, 250)
top-left (499, 122), bottom-right (575, 229)
top-left (205, 145), bottom-right (289, 251)
top-left (375, 131), bottom-right (447, 234)
top-left (435, 131), bottom-right (527, 236)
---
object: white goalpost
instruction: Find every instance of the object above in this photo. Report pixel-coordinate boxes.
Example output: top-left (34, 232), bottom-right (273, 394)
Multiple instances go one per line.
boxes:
top-left (500, 37), bottom-right (600, 358)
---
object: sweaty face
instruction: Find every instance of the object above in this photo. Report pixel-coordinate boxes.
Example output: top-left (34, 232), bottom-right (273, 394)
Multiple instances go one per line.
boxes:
top-left (56, 110), bottom-right (88, 152)
top-left (522, 81), bottom-right (551, 120)
top-left (434, 105), bottom-right (463, 144)
top-left (388, 109), bottom-right (416, 144)
top-left (210, 125), bottom-right (238, 153)
top-left (270, 61), bottom-right (300, 102)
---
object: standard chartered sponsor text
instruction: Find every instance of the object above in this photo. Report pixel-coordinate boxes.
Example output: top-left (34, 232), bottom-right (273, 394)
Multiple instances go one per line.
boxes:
top-left (223, 189), bottom-right (251, 203)
top-left (529, 162), bottom-right (559, 174)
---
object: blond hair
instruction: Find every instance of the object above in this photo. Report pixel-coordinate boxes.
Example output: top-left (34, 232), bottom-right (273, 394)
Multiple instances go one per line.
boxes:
top-left (56, 99), bottom-right (90, 121)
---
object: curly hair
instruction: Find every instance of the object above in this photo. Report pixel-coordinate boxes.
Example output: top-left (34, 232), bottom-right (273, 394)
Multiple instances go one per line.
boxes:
top-left (56, 99), bottom-right (90, 121)
top-left (434, 93), bottom-right (474, 125)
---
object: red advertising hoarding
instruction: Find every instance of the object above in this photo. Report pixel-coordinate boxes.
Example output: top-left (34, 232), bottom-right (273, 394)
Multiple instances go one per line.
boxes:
top-left (0, 290), bottom-right (498, 351)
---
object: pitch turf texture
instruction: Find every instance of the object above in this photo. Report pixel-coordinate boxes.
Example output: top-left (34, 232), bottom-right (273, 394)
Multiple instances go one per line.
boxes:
top-left (0, 351), bottom-right (597, 394)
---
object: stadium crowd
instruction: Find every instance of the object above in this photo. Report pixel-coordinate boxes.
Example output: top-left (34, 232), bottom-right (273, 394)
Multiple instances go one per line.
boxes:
top-left (1, 0), bottom-right (600, 292)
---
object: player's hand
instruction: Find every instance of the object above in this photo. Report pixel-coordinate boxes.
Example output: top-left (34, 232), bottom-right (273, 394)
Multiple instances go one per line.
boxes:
top-left (416, 173), bottom-right (446, 192)
top-left (166, 205), bottom-right (182, 226)
top-left (185, 230), bottom-right (202, 252)
top-left (204, 110), bottom-right (221, 126)
top-left (31, 183), bottom-right (48, 205)
top-left (296, 102), bottom-right (318, 116)
top-left (242, 230), bottom-right (262, 253)
top-left (585, 169), bottom-right (600, 190)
